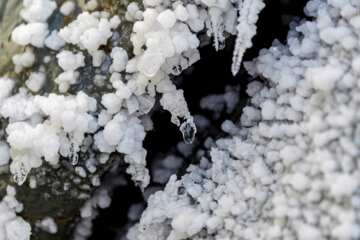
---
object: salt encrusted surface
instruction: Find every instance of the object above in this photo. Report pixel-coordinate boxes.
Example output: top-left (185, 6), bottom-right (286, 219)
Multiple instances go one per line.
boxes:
top-left (0, 186), bottom-right (31, 240)
top-left (12, 47), bottom-right (35, 73)
top-left (20, 0), bottom-right (56, 23)
top-left (3, 91), bottom-right (98, 185)
top-left (128, 0), bottom-right (360, 239)
top-left (58, 11), bottom-right (118, 54)
top-left (0, 0), bottom-right (323, 238)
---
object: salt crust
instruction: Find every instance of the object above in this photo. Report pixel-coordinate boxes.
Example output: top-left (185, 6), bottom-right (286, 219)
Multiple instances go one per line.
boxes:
top-left (0, 186), bottom-right (31, 240)
top-left (128, 0), bottom-right (360, 239)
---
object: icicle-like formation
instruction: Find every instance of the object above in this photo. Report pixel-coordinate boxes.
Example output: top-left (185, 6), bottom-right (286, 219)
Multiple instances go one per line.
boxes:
top-left (231, 0), bottom-right (265, 75)
top-left (69, 143), bottom-right (79, 166)
top-left (12, 162), bottom-right (29, 185)
top-left (209, 7), bottom-right (225, 51)
top-left (180, 117), bottom-right (197, 144)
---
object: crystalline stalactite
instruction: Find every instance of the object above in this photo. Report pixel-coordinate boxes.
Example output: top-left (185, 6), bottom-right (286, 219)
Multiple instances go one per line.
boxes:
top-left (180, 117), bottom-right (197, 144)
top-left (231, 0), bottom-right (265, 75)
top-left (69, 143), bottom-right (79, 166)
top-left (13, 161), bottom-right (29, 185)
top-left (209, 7), bottom-right (223, 51)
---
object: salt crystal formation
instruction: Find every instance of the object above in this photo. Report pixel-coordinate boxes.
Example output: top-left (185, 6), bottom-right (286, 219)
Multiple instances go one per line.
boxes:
top-left (3, 0), bottom-right (360, 239)
top-left (0, 186), bottom-right (31, 240)
top-left (128, 0), bottom-right (360, 239)
top-left (2, 0), bottom-right (245, 193)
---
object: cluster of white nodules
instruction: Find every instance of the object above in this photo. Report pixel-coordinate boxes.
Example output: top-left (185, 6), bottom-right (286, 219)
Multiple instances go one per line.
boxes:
top-left (6, 0), bottom-right (243, 189)
top-left (128, 0), bottom-right (360, 239)
top-left (52, 11), bottom-right (120, 91)
top-left (25, 70), bottom-right (46, 93)
top-left (0, 185), bottom-right (31, 240)
top-left (11, 0), bottom-right (56, 48)
top-left (91, 0), bottom-right (235, 186)
top-left (2, 89), bottom-right (97, 185)
top-left (129, 0), bottom-right (237, 126)
top-left (0, 78), bottom-right (13, 173)
top-left (55, 51), bottom-right (85, 92)
top-left (58, 11), bottom-right (120, 54)
top-left (12, 47), bottom-right (35, 73)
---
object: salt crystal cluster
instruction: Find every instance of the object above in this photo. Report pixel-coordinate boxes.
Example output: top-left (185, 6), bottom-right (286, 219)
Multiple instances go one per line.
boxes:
top-left (55, 51), bottom-right (85, 92)
top-left (0, 186), bottom-right (31, 240)
top-left (20, 0), bottom-right (56, 23)
top-left (3, 91), bottom-right (97, 185)
top-left (0, 0), bottom-right (277, 237)
top-left (12, 47), bottom-right (35, 73)
top-left (25, 71), bottom-right (46, 92)
top-left (11, 0), bottom-right (57, 48)
top-left (129, 0), bottom-right (239, 126)
top-left (128, 0), bottom-right (360, 239)
top-left (58, 11), bottom-right (119, 54)
top-left (44, 30), bottom-right (66, 51)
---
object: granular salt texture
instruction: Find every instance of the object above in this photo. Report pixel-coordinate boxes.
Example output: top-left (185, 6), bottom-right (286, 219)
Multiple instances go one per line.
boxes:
top-left (84, 0), bottom-right (97, 11)
top-left (54, 51), bottom-right (85, 90)
top-left (128, 0), bottom-right (360, 239)
top-left (54, 70), bottom-right (80, 93)
top-left (109, 15), bottom-right (121, 29)
top-left (125, 3), bottom-right (143, 22)
top-left (174, 4), bottom-right (189, 22)
top-left (0, 89), bottom-right (28, 122)
top-left (98, 111), bottom-right (150, 188)
top-left (101, 93), bottom-right (123, 115)
top-left (56, 51), bottom-right (85, 71)
top-left (45, 30), bottom-right (66, 51)
top-left (5, 0), bottom-right (266, 196)
top-left (60, 1), bottom-right (76, 16)
top-left (11, 23), bottom-right (48, 48)
top-left (157, 10), bottom-right (177, 29)
top-left (20, 0), bottom-right (56, 23)
top-left (0, 78), bottom-right (14, 104)
top-left (4, 91), bottom-right (97, 185)
top-left (25, 71), bottom-right (46, 92)
top-left (127, 0), bottom-right (240, 134)
top-left (0, 186), bottom-right (31, 240)
top-left (58, 12), bottom-right (113, 55)
top-left (0, 141), bottom-right (10, 166)
top-left (12, 48), bottom-right (35, 73)
top-left (110, 47), bottom-right (128, 72)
